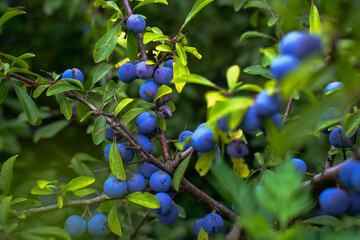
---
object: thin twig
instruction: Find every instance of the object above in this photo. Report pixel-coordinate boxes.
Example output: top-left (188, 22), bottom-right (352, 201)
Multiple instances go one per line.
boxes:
top-left (283, 97), bottom-right (293, 122)
top-left (131, 211), bottom-right (151, 240)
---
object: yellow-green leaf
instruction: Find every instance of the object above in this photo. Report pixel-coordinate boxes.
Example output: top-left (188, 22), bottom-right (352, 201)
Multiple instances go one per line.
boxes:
top-left (127, 192), bottom-right (160, 208)
top-left (309, 4), bottom-right (321, 34)
top-left (108, 204), bottom-right (122, 236)
top-left (109, 143), bottom-right (126, 180)
top-left (231, 158), bottom-right (250, 178)
top-left (195, 147), bottom-right (218, 177)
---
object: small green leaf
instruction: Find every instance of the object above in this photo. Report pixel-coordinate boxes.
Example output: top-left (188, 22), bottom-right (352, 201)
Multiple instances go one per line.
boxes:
top-left (343, 111), bottom-right (360, 137)
top-left (123, 108), bottom-right (147, 124)
top-left (110, 143), bottom-right (126, 181)
top-left (33, 120), bottom-right (69, 143)
top-left (143, 32), bottom-right (169, 44)
top-left (267, 17), bottom-right (278, 27)
top-left (127, 192), bottom-right (160, 208)
top-left (33, 85), bottom-right (48, 98)
top-left (70, 158), bottom-right (97, 180)
top-left (0, 8), bottom-right (26, 27)
top-left (197, 227), bottom-right (209, 240)
top-left (175, 43), bottom-right (187, 65)
top-left (156, 45), bottom-right (172, 52)
top-left (181, 0), bottom-right (215, 30)
top-left (304, 215), bottom-right (343, 227)
top-left (14, 85), bottom-right (41, 126)
top-left (102, 1), bottom-right (121, 13)
top-left (108, 204), bottom-right (122, 236)
top-left (46, 82), bottom-right (80, 96)
top-left (195, 148), bottom-right (218, 177)
top-left (0, 196), bottom-right (12, 226)
top-left (244, 65), bottom-right (273, 79)
top-left (22, 226), bottom-right (71, 240)
top-left (0, 81), bottom-right (8, 104)
top-left (328, 147), bottom-right (343, 155)
top-left (254, 152), bottom-right (264, 166)
top-left (31, 185), bottom-right (56, 195)
top-left (57, 195), bottom-right (63, 209)
top-left (103, 80), bottom-right (117, 102)
top-left (73, 188), bottom-right (96, 197)
top-left (157, 116), bottom-right (166, 131)
top-left (236, 83), bottom-right (263, 92)
top-left (244, 0), bottom-right (272, 9)
top-left (92, 115), bottom-right (106, 145)
top-left (55, 94), bottom-right (72, 120)
top-left (309, 4), bottom-right (321, 34)
top-left (234, 0), bottom-right (248, 12)
top-left (260, 47), bottom-right (277, 67)
top-left (173, 56), bottom-right (189, 93)
top-left (314, 117), bottom-right (344, 134)
top-left (80, 111), bottom-right (95, 122)
top-left (114, 98), bottom-right (134, 116)
top-left (154, 85), bottom-right (172, 102)
top-left (93, 63), bottom-right (113, 85)
top-left (173, 155), bottom-right (191, 191)
top-left (37, 180), bottom-right (58, 189)
top-left (133, 0), bottom-right (168, 11)
top-left (183, 46), bottom-right (202, 59)
top-left (227, 65), bottom-right (240, 91)
top-left (0, 155), bottom-right (17, 195)
top-left (94, 25), bottom-right (122, 63)
top-left (172, 74), bottom-right (216, 88)
top-left (240, 31), bottom-right (274, 41)
top-left (64, 176), bottom-right (95, 192)
top-left (127, 32), bottom-right (138, 62)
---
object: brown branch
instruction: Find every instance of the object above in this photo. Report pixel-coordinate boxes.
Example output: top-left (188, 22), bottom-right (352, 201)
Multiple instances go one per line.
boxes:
top-left (159, 130), bottom-right (172, 162)
top-left (170, 146), bottom-right (194, 170)
top-left (283, 97), bottom-right (293, 122)
top-left (325, 146), bottom-right (335, 169)
top-left (131, 210), bottom-right (151, 240)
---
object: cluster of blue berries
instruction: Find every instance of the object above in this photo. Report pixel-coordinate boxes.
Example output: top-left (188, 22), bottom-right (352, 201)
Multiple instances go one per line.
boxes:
top-left (193, 213), bottom-right (224, 236)
top-left (318, 160), bottom-right (360, 216)
top-left (270, 31), bottom-right (322, 81)
top-left (65, 212), bottom-right (108, 237)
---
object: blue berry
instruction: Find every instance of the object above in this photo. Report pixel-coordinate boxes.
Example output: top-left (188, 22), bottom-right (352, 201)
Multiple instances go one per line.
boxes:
top-left (88, 214), bottom-right (108, 236)
top-left (149, 171), bottom-right (172, 192)
top-left (64, 215), bottom-right (87, 237)
top-left (203, 213), bottom-right (224, 234)
top-left (163, 59), bottom-right (173, 69)
top-left (178, 130), bottom-right (193, 151)
top-left (139, 162), bottom-right (159, 179)
top-left (104, 143), bottom-right (134, 163)
top-left (217, 116), bottom-right (228, 132)
top-left (135, 135), bottom-right (153, 153)
top-left (118, 62), bottom-right (137, 83)
top-left (140, 81), bottom-right (158, 102)
top-left (319, 188), bottom-right (349, 216)
top-left (158, 204), bottom-right (178, 225)
top-left (299, 34), bottom-right (322, 59)
top-left (151, 192), bottom-right (172, 216)
top-left (191, 127), bottom-right (216, 152)
top-left (136, 61), bottom-right (154, 79)
top-left (127, 173), bottom-right (146, 193)
top-left (351, 166), bottom-right (360, 192)
top-left (226, 139), bottom-right (249, 158)
top-left (154, 67), bottom-right (173, 86)
top-left (329, 127), bottom-right (355, 148)
top-left (193, 218), bottom-right (204, 235)
top-left (291, 158), bottom-right (307, 176)
top-left (62, 68), bottom-right (84, 86)
top-left (126, 14), bottom-right (146, 33)
top-left (240, 106), bottom-right (262, 132)
top-left (136, 112), bottom-right (157, 135)
top-left (103, 176), bottom-right (127, 198)
top-left (158, 105), bottom-right (173, 119)
top-left (253, 90), bottom-right (281, 118)
top-left (339, 160), bottom-right (360, 189)
top-left (346, 191), bottom-right (360, 216)
top-left (105, 123), bottom-right (122, 141)
top-left (270, 54), bottom-right (299, 80)
top-left (280, 31), bottom-right (306, 58)
top-left (269, 113), bottom-right (284, 131)
top-left (324, 82), bottom-right (343, 96)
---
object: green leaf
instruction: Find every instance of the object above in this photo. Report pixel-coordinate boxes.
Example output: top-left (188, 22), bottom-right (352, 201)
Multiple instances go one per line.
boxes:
top-left (94, 25), bottom-right (122, 63)
top-left (260, 47), bottom-right (277, 67)
top-left (0, 196), bottom-right (12, 226)
top-left (309, 4), bottom-right (321, 34)
top-left (103, 80), bottom-right (117, 102)
top-left (46, 82), bottom-right (80, 96)
top-left (22, 226), bottom-right (71, 240)
top-left (183, 46), bottom-right (202, 59)
top-left (254, 152), bottom-right (264, 166)
top-left (55, 94), bottom-right (72, 120)
top-left (127, 192), bottom-right (160, 208)
top-left (236, 83), bottom-right (262, 92)
top-left (108, 204), bottom-right (122, 236)
top-left (143, 32), bottom-right (169, 44)
top-left (123, 108), bottom-right (147, 124)
top-left (175, 43), bottom-right (187, 65)
top-left (133, 0), bottom-right (168, 10)
top-left (173, 56), bottom-right (189, 93)
top-left (244, 65), bottom-right (273, 79)
top-left (14, 85), bottom-right (41, 126)
top-left (156, 44), bottom-right (172, 52)
top-left (70, 158), bottom-right (97, 179)
top-left (57, 195), bottom-right (63, 209)
top-left (64, 176), bottom-right (95, 192)
top-left (33, 85), bottom-right (48, 98)
top-left (33, 120), bottom-right (69, 143)
top-left (0, 81), bottom-right (8, 104)
top-left (114, 98), bottom-right (134, 116)
top-left (172, 74), bottom-right (216, 88)
top-left (0, 8), bottom-right (26, 27)
top-left (110, 143), bottom-right (126, 181)
top-left (102, 1), bottom-right (121, 13)
top-left (304, 215), bottom-right (343, 227)
top-left (240, 31), bottom-right (274, 41)
top-left (314, 117), bottom-right (344, 134)
top-left (154, 85), bottom-right (172, 102)
top-left (267, 17), bottom-right (278, 27)
top-left (244, 0), bottom-right (272, 9)
top-left (234, 0), bottom-right (248, 12)
top-left (227, 65), bottom-right (240, 91)
top-left (197, 228), bottom-right (209, 240)
top-left (93, 63), bottom-right (113, 85)
top-left (37, 180), bottom-right (58, 189)
top-left (92, 115), bottom-right (106, 145)
top-left (59, 79), bottom-right (84, 89)
top-left (80, 111), bottom-right (95, 122)
top-left (127, 32), bottom-right (138, 62)
top-left (241, 214), bottom-right (274, 239)
top-left (173, 155), bottom-right (191, 191)
top-left (343, 111), bottom-right (360, 138)
top-left (73, 188), bottom-right (96, 197)
top-left (195, 147), bottom-right (218, 177)
top-left (157, 116), bottom-right (166, 131)
top-left (181, 0), bottom-right (214, 30)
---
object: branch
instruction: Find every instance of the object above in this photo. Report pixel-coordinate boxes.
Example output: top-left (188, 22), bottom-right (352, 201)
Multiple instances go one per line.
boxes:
top-left (131, 210), bottom-right (151, 240)
top-left (325, 146), bottom-right (335, 169)
top-left (170, 146), bottom-right (194, 169)
top-left (159, 130), bottom-right (172, 162)
top-left (283, 97), bottom-right (293, 122)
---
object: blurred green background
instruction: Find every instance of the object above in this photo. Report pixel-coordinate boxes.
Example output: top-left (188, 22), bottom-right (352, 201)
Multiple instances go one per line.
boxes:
top-left (0, 0), bottom-right (358, 239)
